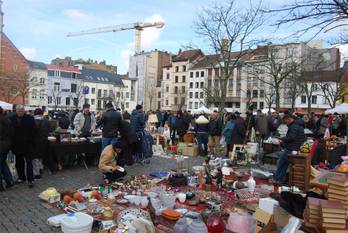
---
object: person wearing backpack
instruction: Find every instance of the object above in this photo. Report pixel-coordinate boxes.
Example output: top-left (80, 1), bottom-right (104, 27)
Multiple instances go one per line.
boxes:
top-left (223, 114), bottom-right (235, 157)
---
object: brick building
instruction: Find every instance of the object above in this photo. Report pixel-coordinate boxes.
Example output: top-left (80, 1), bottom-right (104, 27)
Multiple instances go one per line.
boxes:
top-left (0, 0), bottom-right (29, 105)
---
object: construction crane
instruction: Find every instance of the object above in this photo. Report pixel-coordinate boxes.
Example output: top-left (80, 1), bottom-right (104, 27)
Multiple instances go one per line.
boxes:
top-left (67, 22), bottom-right (165, 54)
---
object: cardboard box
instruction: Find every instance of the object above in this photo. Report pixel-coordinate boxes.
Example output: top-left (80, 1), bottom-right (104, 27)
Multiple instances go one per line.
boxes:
top-left (273, 206), bottom-right (292, 228)
top-left (182, 143), bottom-right (198, 156)
top-left (254, 208), bottom-right (274, 225)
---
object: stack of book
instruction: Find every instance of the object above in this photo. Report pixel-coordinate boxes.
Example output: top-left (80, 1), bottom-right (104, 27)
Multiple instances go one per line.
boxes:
top-left (320, 199), bottom-right (347, 232)
top-left (304, 197), bottom-right (321, 228)
top-left (327, 174), bottom-right (348, 216)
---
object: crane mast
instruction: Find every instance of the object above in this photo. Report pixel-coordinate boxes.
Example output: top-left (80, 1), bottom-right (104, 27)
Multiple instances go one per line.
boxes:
top-left (67, 22), bottom-right (164, 54)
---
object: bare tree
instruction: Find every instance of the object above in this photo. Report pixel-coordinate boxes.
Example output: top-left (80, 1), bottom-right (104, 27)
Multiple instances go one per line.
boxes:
top-left (69, 83), bottom-right (85, 109)
top-left (194, 0), bottom-right (265, 112)
top-left (51, 89), bottom-right (63, 111)
top-left (246, 46), bottom-right (299, 112)
top-left (268, 0), bottom-right (348, 42)
top-left (317, 68), bottom-right (347, 108)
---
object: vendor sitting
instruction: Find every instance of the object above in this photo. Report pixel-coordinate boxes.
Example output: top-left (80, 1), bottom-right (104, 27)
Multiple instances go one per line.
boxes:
top-left (274, 114), bottom-right (305, 183)
top-left (98, 141), bottom-right (127, 182)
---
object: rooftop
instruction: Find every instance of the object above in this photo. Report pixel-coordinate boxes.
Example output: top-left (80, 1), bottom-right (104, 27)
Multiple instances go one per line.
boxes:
top-left (46, 64), bottom-right (81, 73)
top-left (172, 49), bottom-right (204, 62)
top-left (81, 68), bottom-right (124, 86)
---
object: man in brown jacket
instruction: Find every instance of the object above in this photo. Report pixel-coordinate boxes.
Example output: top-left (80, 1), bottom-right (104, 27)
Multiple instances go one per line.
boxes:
top-left (98, 141), bottom-right (127, 182)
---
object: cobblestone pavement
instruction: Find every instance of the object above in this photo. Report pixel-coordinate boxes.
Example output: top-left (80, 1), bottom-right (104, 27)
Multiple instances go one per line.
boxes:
top-left (0, 156), bottom-right (204, 233)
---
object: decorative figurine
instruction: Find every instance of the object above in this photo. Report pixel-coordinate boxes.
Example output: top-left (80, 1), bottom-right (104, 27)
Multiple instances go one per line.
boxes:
top-left (215, 167), bottom-right (223, 191)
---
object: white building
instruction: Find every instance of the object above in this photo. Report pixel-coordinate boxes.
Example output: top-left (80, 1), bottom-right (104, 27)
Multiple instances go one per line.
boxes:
top-left (46, 65), bottom-right (83, 110)
top-left (161, 49), bottom-right (204, 111)
top-left (128, 50), bottom-right (171, 111)
top-left (28, 61), bottom-right (48, 109)
top-left (120, 75), bottom-right (138, 112)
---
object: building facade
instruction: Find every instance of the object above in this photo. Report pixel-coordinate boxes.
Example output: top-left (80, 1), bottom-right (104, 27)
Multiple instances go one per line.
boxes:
top-left (46, 65), bottom-right (83, 110)
top-left (129, 50), bottom-right (171, 111)
top-left (28, 61), bottom-right (48, 108)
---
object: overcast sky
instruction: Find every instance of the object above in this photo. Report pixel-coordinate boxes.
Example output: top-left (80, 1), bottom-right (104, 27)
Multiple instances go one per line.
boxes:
top-left (3, 0), bottom-right (347, 73)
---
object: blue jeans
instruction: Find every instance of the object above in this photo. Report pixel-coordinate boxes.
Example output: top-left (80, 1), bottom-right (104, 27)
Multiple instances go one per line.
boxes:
top-left (0, 153), bottom-right (13, 185)
top-left (101, 137), bottom-right (118, 150)
top-left (196, 132), bottom-right (209, 156)
top-left (274, 149), bottom-right (291, 182)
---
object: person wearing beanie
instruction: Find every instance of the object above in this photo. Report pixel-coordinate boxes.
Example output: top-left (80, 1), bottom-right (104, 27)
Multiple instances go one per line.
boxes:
top-left (98, 140), bottom-right (127, 182)
top-left (33, 108), bottom-right (51, 179)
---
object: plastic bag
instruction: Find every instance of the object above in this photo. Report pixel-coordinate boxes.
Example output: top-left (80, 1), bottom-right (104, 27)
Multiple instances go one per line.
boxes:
top-left (7, 151), bottom-right (18, 181)
top-left (281, 217), bottom-right (302, 233)
top-left (219, 136), bottom-right (225, 145)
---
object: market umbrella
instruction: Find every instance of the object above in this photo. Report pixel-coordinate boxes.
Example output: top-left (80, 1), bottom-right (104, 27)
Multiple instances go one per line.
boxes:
top-left (325, 103), bottom-right (348, 152)
top-left (0, 101), bottom-right (12, 110)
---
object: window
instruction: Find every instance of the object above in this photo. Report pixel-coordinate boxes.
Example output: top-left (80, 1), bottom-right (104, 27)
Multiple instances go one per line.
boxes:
top-left (73, 98), bottom-right (78, 106)
top-left (260, 90), bottom-right (264, 98)
top-left (91, 99), bottom-right (95, 105)
top-left (194, 102), bottom-right (198, 109)
top-left (247, 90), bottom-right (251, 98)
top-left (57, 97), bottom-right (61, 105)
top-left (85, 98), bottom-right (89, 104)
top-left (200, 82), bottom-right (204, 88)
top-left (189, 102), bottom-right (192, 109)
top-left (31, 89), bottom-right (37, 99)
top-left (200, 92), bottom-right (204, 98)
top-left (190, 82), bottom-right (193, 88)
top-left (54, 82), bottom-right (60, 92)
top-left (165, 99), bottom-right (169, 105)
top-left (190, 72), bottom-right (193, 78)
top-left (175, 66), bottom-right (179, 72)
top-left (158, 92), bottom-right (161, 98)
top-left (48, 96), bottom-right (52, 104)
top-left (236, 90), bottom-right (241, 97)
top-left (196, 71), bottom-right (199, 78)
top-left (174, 97), bottom-right (178, 105)
top-left (312, 96), bottom-right (317, 104)
top-left (182, 76), bottom-right (186, 83)
top-left (174, 86), bottom-right (178, 94)
top-left (201, 71), bottom-right (204, 77)
top-left (39, 78), bottom-right (45, 84)
top-left (195, 92), bottom-right (199, 98)
top-left (126, 102), bottom-right (129, 108)
top-left (66, 97), bottom-right (70, 105)
top-left (103, 90), bottom-right (107, 97)
top-left (166, 73), bottom-right (170, 80)
top-left (97, 100), bottom-right (102, 109)
top-left (48, 70), bottom-right (55, 76)
top-left (166, 85), bottom-right (169, 92)
top-left (109, 90), bottom-right (113, 96)
top-left (92, 88), bottom-right (95, 94)
top-left (195, 82), bottom-right (199, 88)
top-left (189, 92), bottom-right (193, 98)
top-left (71, 84), bottom-right (77, 93)
top-left (260, 102), bottom-right (264, 109)
top-left (116, 92), bottom-right (120, 98)
top-left (252, 102), bottom-right (258, 109)
top-left (301, 96), bottom-right (306, 104)
top-left (97, 89), bottom-right (102, 98)
top-left (182, 86), bottom-right (185, 93)
top-left (252, 90), bottom-right (258, 98)
top-left (175, 76), bottom-right (178, 83)
top-left (40, 89), bottom-right (45, 99)
top-left (126, 92), bottom-right (130, 98)
top-left (235, 102), bottom-right (240, 108)
top-left (183, 65), bottom-right (186, 72)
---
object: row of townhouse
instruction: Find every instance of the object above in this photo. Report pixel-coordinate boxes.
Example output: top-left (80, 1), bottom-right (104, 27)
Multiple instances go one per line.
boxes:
top-left (27, 63), bottom-right (138, 112)
top-left (150, 41), bottom-right (342, 113)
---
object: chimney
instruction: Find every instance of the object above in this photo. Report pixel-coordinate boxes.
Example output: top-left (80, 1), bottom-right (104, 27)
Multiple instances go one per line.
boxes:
top-left (0, 0), bottom-right (3, 33)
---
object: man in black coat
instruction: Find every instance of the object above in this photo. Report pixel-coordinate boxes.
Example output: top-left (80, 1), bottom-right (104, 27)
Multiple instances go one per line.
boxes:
top-left (98, 102), bottom-right (122, 150)
top-left (274, 114), bottom-right (305, 182)
top-left (230, 113), bottom-right (246, 150)
top-left (0, 107), bottom-right (14, 190)
top-left (9, 105), bottom-right (37, 187)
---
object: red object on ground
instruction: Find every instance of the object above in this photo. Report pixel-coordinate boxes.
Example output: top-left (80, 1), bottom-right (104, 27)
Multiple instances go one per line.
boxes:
top-left (207, 213), bottom-right (225, 233)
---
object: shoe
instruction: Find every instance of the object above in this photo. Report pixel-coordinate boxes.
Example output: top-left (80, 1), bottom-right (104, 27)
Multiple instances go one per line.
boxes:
top-left (16, 179), bottom-right (24, 184)
top-left (28, 182), bottom-right (34, 188)
top-left (34, 175), bottom-right (42, 180)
